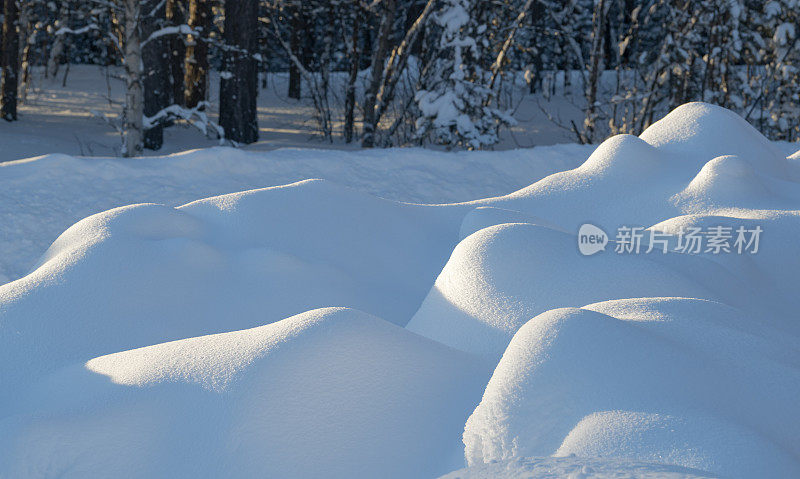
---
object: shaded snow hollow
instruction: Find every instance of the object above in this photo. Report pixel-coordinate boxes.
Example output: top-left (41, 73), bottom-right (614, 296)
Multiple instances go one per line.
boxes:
top-left (0, 103), bottom-right (799, 478)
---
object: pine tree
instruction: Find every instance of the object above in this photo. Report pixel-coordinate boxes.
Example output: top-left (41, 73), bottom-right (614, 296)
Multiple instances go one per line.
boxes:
top-left (414, 0), bottom-right (515, 149)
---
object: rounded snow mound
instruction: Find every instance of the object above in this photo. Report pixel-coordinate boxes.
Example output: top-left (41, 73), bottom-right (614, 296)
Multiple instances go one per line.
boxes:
top-left (2, 307), bottom-right (489, 479)
top-left (675, 155), bottom-right (769, 206)
top-left (406, 223), bottom-right (730, 360)
top-left (0, 179), bottom-right (463, 394)
top-left (640, 102), bottom-right (787, 176)
top-left (463, 298), bottom-right (800, 478)
top-left (576, 134), bottom-right (664, 177)
top-left (490, 105), bottom-right (793, 233)
top-left (556, 411), bottom-right (797, 479)
top-left (490, 134), bottom-right (684, 232)
top-left (649, 212), bottom-right (800, 323)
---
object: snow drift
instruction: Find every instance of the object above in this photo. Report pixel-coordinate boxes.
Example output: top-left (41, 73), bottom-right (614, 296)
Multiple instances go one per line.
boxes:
top-left (414, 104), bottom-right (800, 477)
top-left (1, 307), bottom-right (489, 478)
top-left (408, 103), bottom-right (800, 359)
top-left (0, 179), bottom-right (467, 395)
top-left (1, 102), bottom-right (798, 477)
top-left (462, 299), bottom-right (800, 478)
top-left (0, 144), bottom-right (589, 283)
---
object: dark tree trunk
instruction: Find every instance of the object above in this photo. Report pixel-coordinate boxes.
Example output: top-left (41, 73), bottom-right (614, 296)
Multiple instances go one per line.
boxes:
top-left (166, 0), bottom-right (186, 107)
top-left (300, 1), bottom-right (314, 70)
top-left (344, 2), bottom-right (361, 143)
top-left (184, 0), bottom-right (210, 108)
top-left (1, 0), bottom-right (19, 121)
top-left (361, 0), bottom-right (396, 148)
top-left (528, 0), bottom-right (545, 94)
top-left (219, 0), bottom-right (259, 144)
top-left (143, 0), bottom-right (171, 150)
top-left (287, 1), bottom-right (302, 99)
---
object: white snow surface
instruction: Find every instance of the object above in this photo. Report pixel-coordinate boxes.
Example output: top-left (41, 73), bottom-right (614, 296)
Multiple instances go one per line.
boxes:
top-left (2, 307), bottom-right (489, 478)
top-left (0, 144), bottom-right (587, 284)
top-left (440, 455), bottom-right (717, 478)
top-left (1, 102), bottom-right (799, 477)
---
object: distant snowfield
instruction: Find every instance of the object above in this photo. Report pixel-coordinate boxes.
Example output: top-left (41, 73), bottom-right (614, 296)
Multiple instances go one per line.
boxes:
top-left (1, 103), bottom-right (800, 478)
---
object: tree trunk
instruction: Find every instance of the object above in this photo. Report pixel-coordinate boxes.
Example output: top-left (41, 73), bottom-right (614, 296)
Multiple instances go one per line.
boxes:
top-left (1, 0), bottom-right (19, 121)
top-left (122, 0), bottom-right (144, 157)
top-left (344, 2), bottom-right (361, 143)
top-left (19, 0), bottom-right (36, 101)
top-left (318, 3), bottom-right (335, 142)
top-left (166, 0), bottom-right (186, 106)
top-left (361, 0), bottom-right (396, 148)
top-left (142, 0), bottom-right (171, 150)
top-left (219, 0), bottom-right (259, 144)
top-left (287, 1), bottom-right (302, 99)
top-left (184, 0), bottom-right (210, 108)
top-left (582, 0), bottom-right (607, 144)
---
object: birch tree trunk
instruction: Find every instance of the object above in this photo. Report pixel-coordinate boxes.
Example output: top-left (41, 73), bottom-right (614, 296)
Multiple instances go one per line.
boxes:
top-left (1, 0), bottom-right (19, 121)
top-left (122, 0), bottom-right (144, 157)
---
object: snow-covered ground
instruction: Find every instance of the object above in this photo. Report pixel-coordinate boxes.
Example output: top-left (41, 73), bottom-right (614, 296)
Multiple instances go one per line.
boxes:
top-left (441, 456), bottom-right (717, 478)
top-left (0, 144), bottom-right (590, 284)
top-left (2, 65), bottom-right (586, 161)
top-left (1, 103), bottom-right (799, 478)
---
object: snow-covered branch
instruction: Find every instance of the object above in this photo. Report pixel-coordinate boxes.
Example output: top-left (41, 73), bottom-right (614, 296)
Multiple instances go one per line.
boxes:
top-left (141, 24), bottom-right (196, 49)
top-left (143, 102), bottom-right (224, 140)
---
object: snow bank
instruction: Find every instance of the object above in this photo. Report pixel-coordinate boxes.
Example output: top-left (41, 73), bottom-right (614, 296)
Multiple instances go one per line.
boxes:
top-left (406, 103), bottom-right (800, 477)
top-left (464, 103), bottom-right (799, 234)
top-left (639, 102), bottom-right (789, 177)
top-left (1, 307), bottom-right (489, 478)
top-left (406, 223), bottom-right (734, 359)
top-left (0, 179), bottom-right (468, 396)
top-left (462, 299), bottom-right (800, 478)
top-left (409, 102), bottom-right (800, 359)
top-left (0, 144), bottom-right (588, 283)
